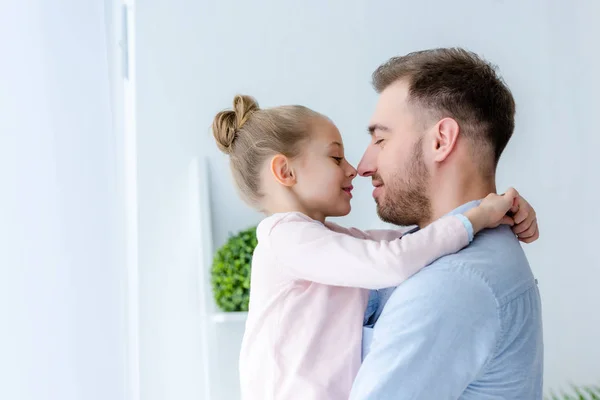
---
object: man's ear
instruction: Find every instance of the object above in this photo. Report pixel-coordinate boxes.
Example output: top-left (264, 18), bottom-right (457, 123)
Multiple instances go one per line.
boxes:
top-left (270, 154), bottom-right (296, 187)
top-left (432, 117), bottom-right (460, 163)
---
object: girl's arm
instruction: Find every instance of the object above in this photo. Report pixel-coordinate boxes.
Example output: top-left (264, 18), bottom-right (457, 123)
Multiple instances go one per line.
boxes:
top-left (266, 190), bottom-right (518, 290)
top-left (266, 212), bottom-right (470, 290)
top-left (324, 221), bottom-right (416, 241)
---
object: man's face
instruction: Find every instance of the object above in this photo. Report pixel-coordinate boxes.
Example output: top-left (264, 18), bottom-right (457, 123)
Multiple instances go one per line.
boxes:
top-left (357, 80), bottom-right (432, 227)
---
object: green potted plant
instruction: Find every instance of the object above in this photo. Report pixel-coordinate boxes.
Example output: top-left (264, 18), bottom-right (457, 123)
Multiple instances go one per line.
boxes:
top-left (211, 226), bottom-right (257, 312)
top-left (546, 384), bottom-right (600, 399)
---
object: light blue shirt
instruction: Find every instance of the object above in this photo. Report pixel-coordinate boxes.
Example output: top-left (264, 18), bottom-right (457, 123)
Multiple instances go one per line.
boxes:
top-left (352, 201), bottom-right (544, 399)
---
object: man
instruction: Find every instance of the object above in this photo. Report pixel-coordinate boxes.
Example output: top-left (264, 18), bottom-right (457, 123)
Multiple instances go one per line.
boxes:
top-left (349, 48), bottom-right (543, 399)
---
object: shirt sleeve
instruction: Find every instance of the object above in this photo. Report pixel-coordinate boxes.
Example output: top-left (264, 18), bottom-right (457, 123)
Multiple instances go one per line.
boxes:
top-left (324, 221), bottom-right (417, 242)
top-left (349, 266), bottom-right (500, 399)
top-left (265, 212), bottom-right (472, 290)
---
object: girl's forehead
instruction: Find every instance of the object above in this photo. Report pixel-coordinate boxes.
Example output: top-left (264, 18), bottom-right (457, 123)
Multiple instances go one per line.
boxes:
top-left (311, 117), bottom-right (343, 146)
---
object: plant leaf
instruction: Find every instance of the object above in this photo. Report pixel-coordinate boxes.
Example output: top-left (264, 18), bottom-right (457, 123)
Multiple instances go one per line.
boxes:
top-left (211, 225), bottom-right (257, 312)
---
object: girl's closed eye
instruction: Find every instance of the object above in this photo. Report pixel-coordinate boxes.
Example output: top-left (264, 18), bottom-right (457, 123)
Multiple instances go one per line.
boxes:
top-left (332, 156), bottom-right (343, 165)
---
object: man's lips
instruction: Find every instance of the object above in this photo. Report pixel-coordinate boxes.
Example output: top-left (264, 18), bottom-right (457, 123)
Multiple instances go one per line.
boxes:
top-left (372, 182), bottom-right (383, 198)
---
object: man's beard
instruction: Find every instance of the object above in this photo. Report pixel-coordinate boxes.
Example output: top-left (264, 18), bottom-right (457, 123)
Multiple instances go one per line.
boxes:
top-left (375, 139), bottom-right (432, 227)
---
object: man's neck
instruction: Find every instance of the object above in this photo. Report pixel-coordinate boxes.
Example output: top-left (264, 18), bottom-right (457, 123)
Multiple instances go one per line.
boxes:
top-left (420, 175), bottom-right (496, 228)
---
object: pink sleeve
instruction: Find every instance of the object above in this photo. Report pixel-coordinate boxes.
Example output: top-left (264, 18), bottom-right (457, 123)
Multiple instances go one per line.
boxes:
top-left (267, 212), bottom-right (470, 290)
top-left (324, 222), bottom-right (413, 241)
top-left (364, 227), bottom-right (418, 241)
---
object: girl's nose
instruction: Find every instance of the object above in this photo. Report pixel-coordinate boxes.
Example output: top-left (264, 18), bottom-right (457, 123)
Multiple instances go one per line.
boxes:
top-left (347, 163), bottom-right (357, 178)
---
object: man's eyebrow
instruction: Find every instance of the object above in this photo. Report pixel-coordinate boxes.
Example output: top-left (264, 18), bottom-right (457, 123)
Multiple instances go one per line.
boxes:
top-left (368, 124), bottom-right (390, 135)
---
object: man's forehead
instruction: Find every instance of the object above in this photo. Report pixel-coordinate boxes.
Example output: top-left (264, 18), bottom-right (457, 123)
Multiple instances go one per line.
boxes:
top-left (379, 80), bottom-right (410, 110)
top-left (369, 80), bottom-right (411, 131)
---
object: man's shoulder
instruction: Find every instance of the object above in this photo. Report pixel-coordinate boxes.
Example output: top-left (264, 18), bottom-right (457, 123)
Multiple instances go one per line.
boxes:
top-left (376, 226), bottom-right (538, 325)
top-left (376, 227), bottom-right (529, 327)
top-left (421, 225), bottom-right (536, 304)
top-left (394, 256), bottom-right (498, 305)
top-left (374, 258), bottom-right (499, 332)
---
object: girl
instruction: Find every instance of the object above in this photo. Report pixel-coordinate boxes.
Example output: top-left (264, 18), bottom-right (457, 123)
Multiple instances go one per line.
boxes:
top-left (212, 95), bottom-right (534, 400)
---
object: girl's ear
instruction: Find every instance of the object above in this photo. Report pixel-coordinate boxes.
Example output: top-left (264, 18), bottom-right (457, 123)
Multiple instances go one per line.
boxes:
top-left (269, 154), bottom-right (296, 186)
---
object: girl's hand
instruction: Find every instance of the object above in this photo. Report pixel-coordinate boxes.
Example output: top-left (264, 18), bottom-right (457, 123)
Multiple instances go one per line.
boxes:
top-left (510, 195), bottom-right (539, 243)
top-left (464, 188), bottom-right (519, 234)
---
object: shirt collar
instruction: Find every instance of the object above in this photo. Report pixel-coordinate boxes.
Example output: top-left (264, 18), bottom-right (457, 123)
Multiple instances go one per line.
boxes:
top-left (404, 199), bottom-right (483, 233)
top-left (444, 199), bottom-right (482, 217)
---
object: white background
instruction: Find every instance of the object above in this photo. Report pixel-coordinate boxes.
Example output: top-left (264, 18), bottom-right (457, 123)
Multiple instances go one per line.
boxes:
top-left (1, 1), bottom-right (127, 399)
top-left (1, 1), bottom-right (599, 400)
top-left (135, 0), bottom-right (599, 398)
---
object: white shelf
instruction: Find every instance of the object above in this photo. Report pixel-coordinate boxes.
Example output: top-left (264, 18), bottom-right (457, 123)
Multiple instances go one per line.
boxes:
top-left (211, 312), bottom-right (248, 323)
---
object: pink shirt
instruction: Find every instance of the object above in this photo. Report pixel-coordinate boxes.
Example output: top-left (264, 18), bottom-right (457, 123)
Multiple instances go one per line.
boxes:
top-left (239, 212), bottom-right (470, 400)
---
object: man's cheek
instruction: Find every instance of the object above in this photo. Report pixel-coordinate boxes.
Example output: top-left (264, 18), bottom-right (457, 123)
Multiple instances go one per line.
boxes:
top-left (379, 160), bottom-right (394, 180)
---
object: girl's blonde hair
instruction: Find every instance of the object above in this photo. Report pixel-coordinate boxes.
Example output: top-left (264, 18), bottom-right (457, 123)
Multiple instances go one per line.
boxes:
top-left (212, 95), bottom-right (322, 207)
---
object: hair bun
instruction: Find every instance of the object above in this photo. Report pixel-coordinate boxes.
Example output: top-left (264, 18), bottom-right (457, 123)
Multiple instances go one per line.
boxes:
top-left (212, 95), bottom-right (260, 154)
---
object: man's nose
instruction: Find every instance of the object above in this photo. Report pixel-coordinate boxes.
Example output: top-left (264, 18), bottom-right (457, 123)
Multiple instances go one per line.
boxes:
top-left (357, 151), bottom-right (376, 177)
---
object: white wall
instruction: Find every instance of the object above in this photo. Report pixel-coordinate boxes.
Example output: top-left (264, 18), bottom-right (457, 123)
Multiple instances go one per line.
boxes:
top-left (133, 2), bottom-right (209, 398)
top-left (0, 1), bottom-right (127, 400)
top-left (513, 0), bottom-right (600, 386)
top-left (135, 0), bottom-right (600, 398)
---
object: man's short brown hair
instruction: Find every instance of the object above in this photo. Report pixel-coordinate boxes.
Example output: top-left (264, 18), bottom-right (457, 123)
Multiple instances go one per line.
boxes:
top-left (372, 48), bottom-right (515, 171)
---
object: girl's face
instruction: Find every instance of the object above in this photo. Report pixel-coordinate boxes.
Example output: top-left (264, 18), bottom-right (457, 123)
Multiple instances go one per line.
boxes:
top-left (292, 117), bottom-right (357, 221)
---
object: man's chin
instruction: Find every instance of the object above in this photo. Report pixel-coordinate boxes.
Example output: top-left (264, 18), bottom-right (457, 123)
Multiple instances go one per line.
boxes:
top-left (376, 201), bottom-right (418, 226)
top-left (375, 203), bottom-right (394, 224)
